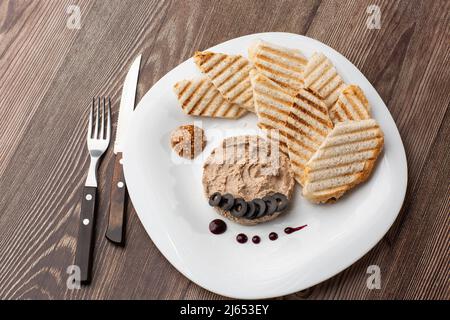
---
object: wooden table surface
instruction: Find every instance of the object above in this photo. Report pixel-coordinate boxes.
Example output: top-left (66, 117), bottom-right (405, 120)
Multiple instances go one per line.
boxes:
top-left (0, 0), bottom-right (448, 300)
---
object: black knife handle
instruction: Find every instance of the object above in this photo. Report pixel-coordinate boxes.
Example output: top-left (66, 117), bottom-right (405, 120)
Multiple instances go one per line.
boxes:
top-left (105, 153), bottom-right (127, 245)
top-left (75, 186), bottom-right (98, 284)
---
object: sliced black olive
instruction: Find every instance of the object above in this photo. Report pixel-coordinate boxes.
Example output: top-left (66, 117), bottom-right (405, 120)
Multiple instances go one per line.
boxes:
top-left (253, 198), bottom-right (267, 218)
top-left (262, 195), bottom-right (278, 215)
top-left (208, 192), bottom-right (222, 207)
top-left (272, 193), bottom-right (289, 212)
top-left (231, 198), bottom-right (248, 217)
top-left (220, 193), bottom-right (235, 210)
top-left (244, 201), bottom-right (257, 219)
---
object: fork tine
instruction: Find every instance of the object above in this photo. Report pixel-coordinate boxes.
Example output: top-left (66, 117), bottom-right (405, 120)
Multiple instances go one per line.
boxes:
top-left (100, 97), bottom-right (105, 139)
top-left (88, 98), bottom-right (94, 139)
top-left (106, 97), bottom-right (111, 141)
top-left (94, 97), bottom-right (100, 139)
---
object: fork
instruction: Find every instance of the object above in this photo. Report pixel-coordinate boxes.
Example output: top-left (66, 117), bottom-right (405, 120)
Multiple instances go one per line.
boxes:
top-left (75, 97), bottom-right (111, 284)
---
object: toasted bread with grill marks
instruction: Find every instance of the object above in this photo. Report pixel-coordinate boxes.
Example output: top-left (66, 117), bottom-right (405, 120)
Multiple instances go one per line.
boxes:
top-left (286, 89), bottom-right (334, 185)
top-left (303, 52), bottom-right (346, 108)
top-left (329, 84), bottom-right (371, 124)
top-left (248, 40), bottom-right (307, 96)
top-left (249, 69), bottom-right (295, 154)
top-left (194, 51), bottom-right (255, 112)
top-left (303, 119), bottom-right (384, 203)
top-left (173, 77), bottom-right (247, 119)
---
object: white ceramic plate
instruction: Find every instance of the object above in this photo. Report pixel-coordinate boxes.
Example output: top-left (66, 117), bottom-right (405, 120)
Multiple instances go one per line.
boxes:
top-left (123, 32), bottom-right (407, 299)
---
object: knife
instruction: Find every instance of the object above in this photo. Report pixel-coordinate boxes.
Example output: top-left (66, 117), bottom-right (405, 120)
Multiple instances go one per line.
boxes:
top-left (106, 55), bottom-right (141, 245)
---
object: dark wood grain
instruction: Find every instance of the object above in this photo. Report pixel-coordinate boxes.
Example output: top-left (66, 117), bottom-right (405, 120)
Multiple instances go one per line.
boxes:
top-left (0, 0), bottom-right (448, 300)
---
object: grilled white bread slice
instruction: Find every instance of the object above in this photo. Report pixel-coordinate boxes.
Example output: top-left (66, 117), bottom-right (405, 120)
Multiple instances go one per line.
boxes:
top-left (286, 89), bottom-right (333, 185)
top-left (194, 51), bottom-right (255, 112)
top-left (329, 84), bottom-right (371, 124)
top-left (303, 52), bottom-right (346, 108)
top-left (248, 40), bottom-right (307, 96)
top-left (173, 77), bottom-right (247, 119)
top-left (303, 119), bottom-right (384, 203)
top-left (249, 69), bottom-right (294, 154)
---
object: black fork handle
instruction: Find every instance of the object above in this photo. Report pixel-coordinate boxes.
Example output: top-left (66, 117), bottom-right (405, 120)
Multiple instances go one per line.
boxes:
top-left (75, 186), bottom-right (97, 284)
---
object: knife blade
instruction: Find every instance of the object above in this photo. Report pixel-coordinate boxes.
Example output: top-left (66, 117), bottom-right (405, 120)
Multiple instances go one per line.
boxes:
top-left (106, 55), bottom-right (141, 245)
top-left (114, 55), bottom-right (141, 153)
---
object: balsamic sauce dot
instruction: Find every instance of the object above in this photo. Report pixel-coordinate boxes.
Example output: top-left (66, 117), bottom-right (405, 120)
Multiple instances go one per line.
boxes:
top-left (252, 235), bottom-right (261, 244)
top-left (236, 233), bottom-right (248, 244)
top-left (209, 219), bottom-right (227, 235)
top-left (268, 232), bottom-right (278, 241)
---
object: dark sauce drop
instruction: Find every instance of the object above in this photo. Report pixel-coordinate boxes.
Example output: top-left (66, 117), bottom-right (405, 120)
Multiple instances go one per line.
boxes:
top-left (252, 235), bottom-right (261, 244)
top-left (269, 232), bottom-right (278, 241)
top-left (284, 224), bottom-right (308, 234)
top-left (209, 219), bottom-right (227, 235)
top-left (236, 233), bottom-right (248, 243)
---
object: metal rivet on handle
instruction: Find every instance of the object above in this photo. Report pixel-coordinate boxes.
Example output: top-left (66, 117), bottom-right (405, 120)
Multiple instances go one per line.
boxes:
top-left (85, 194), bottom-right (92, 201)
top-left (83, 219), bottom-right (90, 225)
top-left (117, 181), bottom-right (124, 188)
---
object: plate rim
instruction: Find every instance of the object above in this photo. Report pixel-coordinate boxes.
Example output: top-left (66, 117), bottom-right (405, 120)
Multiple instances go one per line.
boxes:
top-left (123, 32), bottom-right (408, 299)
